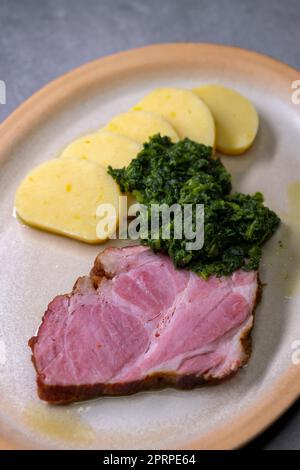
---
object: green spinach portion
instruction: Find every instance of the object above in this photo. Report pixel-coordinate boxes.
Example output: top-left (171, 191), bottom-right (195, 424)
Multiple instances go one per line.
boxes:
top-left (108, 135), bottom-right (280, 278)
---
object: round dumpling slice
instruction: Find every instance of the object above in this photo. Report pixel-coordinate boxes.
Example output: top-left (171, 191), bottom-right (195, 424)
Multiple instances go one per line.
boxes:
top-left (60, 130), bottom-right (141, 169)
top-left (133, 88), bottom-right (215, 147)
top-left (15, 158), bottom-right (121, 244)
top-left (193, 84), bottom-right (259, 155)
top-left (104, 110), bottom-right (179, 143)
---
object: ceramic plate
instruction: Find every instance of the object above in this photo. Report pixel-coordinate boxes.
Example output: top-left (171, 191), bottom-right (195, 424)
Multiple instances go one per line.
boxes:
top-left (0, 44), bottom-right (300, 450)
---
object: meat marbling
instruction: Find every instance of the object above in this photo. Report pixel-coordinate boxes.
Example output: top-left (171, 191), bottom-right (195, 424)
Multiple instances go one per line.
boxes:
top-left (29, 246), bottom-right (260, 403)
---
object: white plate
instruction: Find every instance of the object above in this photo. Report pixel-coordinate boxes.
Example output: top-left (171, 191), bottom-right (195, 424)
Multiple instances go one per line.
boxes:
top-left (0, 44), bottom-right (299, 449)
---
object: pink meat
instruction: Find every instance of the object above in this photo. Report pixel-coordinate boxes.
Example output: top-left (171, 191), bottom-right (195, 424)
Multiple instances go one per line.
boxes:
top-left (29, 246), bottom-right (260, 403)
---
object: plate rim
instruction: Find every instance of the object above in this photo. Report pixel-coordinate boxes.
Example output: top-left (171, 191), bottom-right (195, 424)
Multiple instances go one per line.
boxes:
top-left (0, 42), bottom-right (299, 450)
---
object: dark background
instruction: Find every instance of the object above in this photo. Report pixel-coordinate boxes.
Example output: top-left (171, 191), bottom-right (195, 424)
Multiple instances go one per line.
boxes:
top-left (0, 0), bottom-right (299, 449)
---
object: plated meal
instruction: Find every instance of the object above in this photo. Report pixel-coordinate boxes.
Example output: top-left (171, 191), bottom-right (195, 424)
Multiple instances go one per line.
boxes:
top-left (15, 83), bottom-right (279, 403)
top-left (1, 44), bottom-right (300, 449)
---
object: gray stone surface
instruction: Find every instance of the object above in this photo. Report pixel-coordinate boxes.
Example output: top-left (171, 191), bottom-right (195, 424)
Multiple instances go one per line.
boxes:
top-left (0, 0), bottom-right (299, 449)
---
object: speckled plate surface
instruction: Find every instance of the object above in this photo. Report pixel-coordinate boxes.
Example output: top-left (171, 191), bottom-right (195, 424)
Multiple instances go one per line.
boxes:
top-left (0, 43), bottom-right (300, 450)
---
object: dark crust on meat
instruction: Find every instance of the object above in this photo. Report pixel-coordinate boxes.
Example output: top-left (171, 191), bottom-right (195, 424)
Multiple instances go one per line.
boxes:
top-left (28, 266), bottom-right (262, 405)
top-left (90, 247), bottom-right (118, 279)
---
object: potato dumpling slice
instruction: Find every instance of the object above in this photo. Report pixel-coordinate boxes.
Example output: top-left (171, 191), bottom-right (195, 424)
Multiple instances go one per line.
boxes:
top-left (193, 84), bottom-right (259, 155)
top-left (15, 158), bottom-right (121, 244)
top-left (133, 88), bottom-right (215, 147)
top-left (104, 110), bottom-right (179, 143)
top-left (60, 130), bottom-right (141, 169)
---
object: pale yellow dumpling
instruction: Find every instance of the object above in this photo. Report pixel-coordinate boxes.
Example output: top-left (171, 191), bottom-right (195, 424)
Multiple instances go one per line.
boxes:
top-left (104, 110), bottom-right (179, 143)
top-left (15, 158), bottom-right (121, 244)
top-left (60, 130), bottom-right (141, 169)
top-left (133, 88), bottom-right (215, 147)
top-left (193, 84), bottom-right (259, 155)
